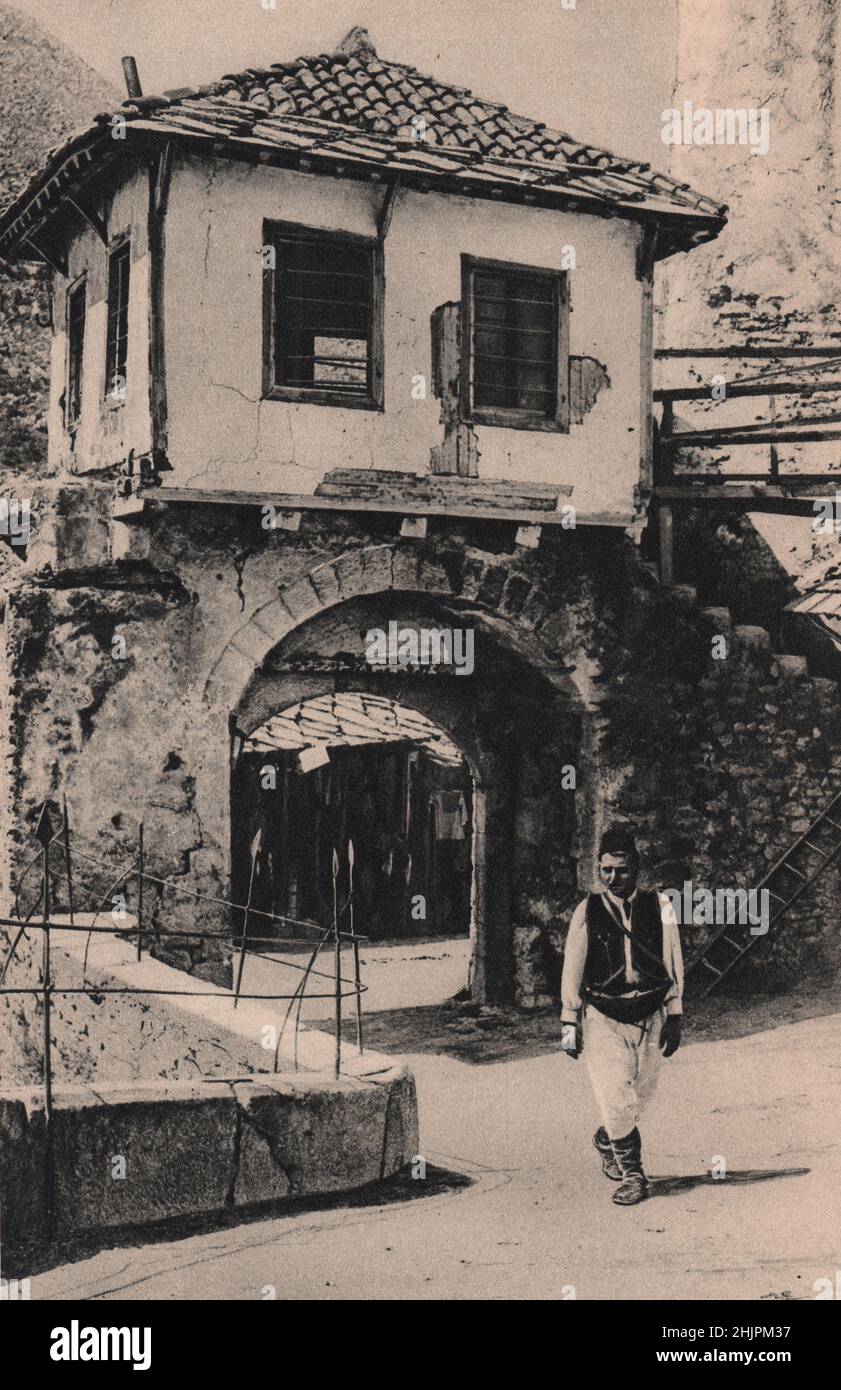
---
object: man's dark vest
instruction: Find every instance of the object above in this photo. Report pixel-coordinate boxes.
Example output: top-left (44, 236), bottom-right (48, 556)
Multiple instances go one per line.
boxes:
top-left (583, 890), bottom-right (672, 1024)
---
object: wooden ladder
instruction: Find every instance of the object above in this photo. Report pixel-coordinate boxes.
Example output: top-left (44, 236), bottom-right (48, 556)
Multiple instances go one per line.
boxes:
top-left (687, 788), bottom-right (841, 998)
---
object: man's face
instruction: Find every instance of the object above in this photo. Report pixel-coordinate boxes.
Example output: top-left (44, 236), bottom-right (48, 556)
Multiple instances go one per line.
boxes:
top-left (599, 852), bottom-right (638, 899)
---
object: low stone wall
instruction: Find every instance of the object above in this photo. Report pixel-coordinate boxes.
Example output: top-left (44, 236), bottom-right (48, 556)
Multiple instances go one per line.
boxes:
top-left (1, 1064), bottom-right (418, 1273)
top-left (0, 923), bottom-right (419, 1271)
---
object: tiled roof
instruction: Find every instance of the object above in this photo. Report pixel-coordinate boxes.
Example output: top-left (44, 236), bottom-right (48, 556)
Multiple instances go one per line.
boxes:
top-left (245, 692), bottom-right (464, 768)
top-left (0, 27), bottom-right (726, 259)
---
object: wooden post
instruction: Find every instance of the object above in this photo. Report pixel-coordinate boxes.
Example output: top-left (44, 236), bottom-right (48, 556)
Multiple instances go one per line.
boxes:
top-left (659, 503), bottom-right (674, 586)
top-left (136, 822), bottom-right (144, 962)
top-left (41, 841), bottom-right (53, 1125)
top-left (333, 848), bottom-right (342, 1078)
top-left (62, 797), bottom-right (75, 929)
top-left (233, 828), bottom-right (261, 1008)
top-left (768, 393), bottom-right (779, 481)
top-left (348, 840), bottom-right (363, 1054)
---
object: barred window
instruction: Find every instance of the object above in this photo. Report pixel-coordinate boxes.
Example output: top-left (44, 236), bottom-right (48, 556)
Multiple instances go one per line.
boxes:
top-left (66, 279), bottom-right (86, 429)
top-left (105, 241), bottom-right (130, 401)
top-left (264, 225), bottom-right (383, 409)
top-left (462, 257), bottom-right (569, 431)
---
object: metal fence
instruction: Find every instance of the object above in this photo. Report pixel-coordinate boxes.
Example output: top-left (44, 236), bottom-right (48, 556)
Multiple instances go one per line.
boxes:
top-left (0, 800), bottom-right (368, 1126)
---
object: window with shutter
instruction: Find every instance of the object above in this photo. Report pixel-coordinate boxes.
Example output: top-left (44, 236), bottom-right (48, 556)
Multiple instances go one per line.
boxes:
top-left (461, 256), bottom-right (569, 432)
top-left (263, 224), bottom-right (383, 410)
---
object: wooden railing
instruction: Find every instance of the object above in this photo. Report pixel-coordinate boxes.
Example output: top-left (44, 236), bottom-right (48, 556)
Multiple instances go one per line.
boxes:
top-left (652, 346), bottom-right (841, 582)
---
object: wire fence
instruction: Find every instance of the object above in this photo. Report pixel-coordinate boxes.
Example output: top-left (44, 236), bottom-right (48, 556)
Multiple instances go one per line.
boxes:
top-left (0, 800), bottom-right (369, 1134)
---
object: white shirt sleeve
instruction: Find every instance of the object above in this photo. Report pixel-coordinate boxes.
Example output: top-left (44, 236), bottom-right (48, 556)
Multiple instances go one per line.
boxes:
top-left (560, 899), bottom-right (589, 1023)
top-left (658, 891), bottom-right (684, 1016)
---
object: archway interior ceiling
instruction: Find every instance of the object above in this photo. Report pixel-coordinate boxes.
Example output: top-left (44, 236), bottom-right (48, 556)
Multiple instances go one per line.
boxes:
top-left (244, 692), bottom-right (465, 769)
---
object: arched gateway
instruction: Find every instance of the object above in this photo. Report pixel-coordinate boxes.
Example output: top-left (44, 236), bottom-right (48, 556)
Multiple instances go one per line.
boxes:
top-left (204, 540), bottom-right (600, 1006)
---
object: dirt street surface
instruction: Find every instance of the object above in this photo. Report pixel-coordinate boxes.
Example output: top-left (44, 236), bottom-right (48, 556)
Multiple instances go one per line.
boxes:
top-left (28, 970), bottom-right (841, 1302)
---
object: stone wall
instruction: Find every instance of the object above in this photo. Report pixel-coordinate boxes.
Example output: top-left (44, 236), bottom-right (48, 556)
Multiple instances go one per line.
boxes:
top-left (665, 0), bottom-right (841, 352)
top-left (3, 490), bottom-right (841, 1068)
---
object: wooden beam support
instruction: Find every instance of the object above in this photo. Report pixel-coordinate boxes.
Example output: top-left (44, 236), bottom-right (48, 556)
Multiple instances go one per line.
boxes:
top-left (515, 524), bottom-right (542, 549)
top-left (65, 193), bottom-right (108, 245)
top-left (658, 503), bottom-right (674, 585)
top-left (152, 141), bottom-right (173, 218)
top-left (148, 144), bottom-right (173, 464)
top-left (655, 377), bottom-right (841, 403)
top-left (656, 346), bottom-right (841, 359)
top-left (663, 421), bottom-right (841, 448)
top-left (654, 485), bottom-right (841, 517)
top-left (376, 178), bottom-right (400, 240)
top-left (23, 232), bottom-right (67, 278)
top-left (635, 225), bottom-right (658, 281)
top-left (134, 485), bottom-right (634, 529)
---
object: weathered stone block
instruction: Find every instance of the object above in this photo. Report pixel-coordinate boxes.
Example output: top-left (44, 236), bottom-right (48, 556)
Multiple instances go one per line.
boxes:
top-left (232, 1073), bottom-right (391, 1200)
top-left (309, 560), bottom-right (342, 605)
top-left (48, 1083), bottom-right (238, 1239)
top-left (280, 575), bottom-right (322, 621)
top-left (0, 1093), bottom-right (47, 1259)
top-left (360, 544), bottom-right (397, 594)
top-left (734, 624), bottom-right (771, 650)
top-left (390, 546), bottom-right (420, 591)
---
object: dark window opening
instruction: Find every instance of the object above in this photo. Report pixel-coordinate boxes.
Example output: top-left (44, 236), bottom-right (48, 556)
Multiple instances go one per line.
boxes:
top-left (105, 240), bottom-right (130, 402)
top-left (462, 256), bottom-right (569, 431)
top-left (264, 226), bottom-right (382, 408)
top-left (66, 280), bottom-right (86, 429)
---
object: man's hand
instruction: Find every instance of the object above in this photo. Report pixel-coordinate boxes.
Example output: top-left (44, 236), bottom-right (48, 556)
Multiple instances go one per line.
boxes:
top-left (659, 1014), bottom-right (682, 1058)
top-left (561, 1022), bottom-right (582, 1059)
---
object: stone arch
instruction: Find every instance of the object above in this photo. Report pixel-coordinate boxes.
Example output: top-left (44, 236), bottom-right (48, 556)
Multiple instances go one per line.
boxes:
top-left (206, 540), bottom-right (600, 714)
top-left (207, 537), bottom-right (605, 1005)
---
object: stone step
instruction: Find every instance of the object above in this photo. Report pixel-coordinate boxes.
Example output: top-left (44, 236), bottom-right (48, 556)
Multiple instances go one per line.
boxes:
top-left (701, 605), bottom-right (733, 630)
top-left (771, 653), bottom-right (808, 678)
top-left (733, 624), bottom-right (772, 650)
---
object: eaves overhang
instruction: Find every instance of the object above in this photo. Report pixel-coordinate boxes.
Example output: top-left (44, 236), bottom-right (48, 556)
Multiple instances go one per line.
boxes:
top-left (0, 114), bottom-right (727, 269)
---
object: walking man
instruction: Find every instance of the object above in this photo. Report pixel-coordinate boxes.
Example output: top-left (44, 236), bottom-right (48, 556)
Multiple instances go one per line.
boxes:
top-left (560, 826), bottom-right (684, 1205)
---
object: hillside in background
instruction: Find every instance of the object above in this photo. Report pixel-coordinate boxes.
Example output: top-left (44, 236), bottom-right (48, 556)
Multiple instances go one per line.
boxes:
top-left (0, 2), bottom-right (118, 476)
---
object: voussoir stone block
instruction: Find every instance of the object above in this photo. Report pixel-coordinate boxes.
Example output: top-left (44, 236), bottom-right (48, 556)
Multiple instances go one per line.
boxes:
top-left (360, 544), bottom-right (397, 593)
top-left (310, 561), bottom-right (342, 604)
top-left (390, 546), bottom-right (420, 590)
top-left (280, 575), bottom-right (322, 620)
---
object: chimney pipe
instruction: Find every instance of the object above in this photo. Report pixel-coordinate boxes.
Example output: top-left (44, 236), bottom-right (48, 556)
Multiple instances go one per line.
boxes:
top-left (121, 56), bottom-right (143, 99)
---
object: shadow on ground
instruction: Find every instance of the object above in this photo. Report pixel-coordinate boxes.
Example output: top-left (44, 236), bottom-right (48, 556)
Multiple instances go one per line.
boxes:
top-left (13, 1164), bottom-right (473, 1280)
top-left (307, 969), bottom-right (841, 1064)
top-left (648, 1166), bottom-right (810, 1198)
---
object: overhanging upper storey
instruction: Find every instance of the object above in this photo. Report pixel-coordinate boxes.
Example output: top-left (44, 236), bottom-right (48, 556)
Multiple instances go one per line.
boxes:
top-left (0, 27), bottom-right (726, 267)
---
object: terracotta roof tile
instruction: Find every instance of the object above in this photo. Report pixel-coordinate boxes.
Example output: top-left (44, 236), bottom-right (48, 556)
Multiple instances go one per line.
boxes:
top-left (0, 24), bottom-right (727, 260)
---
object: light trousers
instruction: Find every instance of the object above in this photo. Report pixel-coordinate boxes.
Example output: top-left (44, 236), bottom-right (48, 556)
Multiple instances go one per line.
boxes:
top-left (583, 1004), bottom-right (665, 1140)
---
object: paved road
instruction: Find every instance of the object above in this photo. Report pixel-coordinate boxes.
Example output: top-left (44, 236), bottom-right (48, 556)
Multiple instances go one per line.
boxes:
top-left (30, 1009), bottom-right (841, 1301)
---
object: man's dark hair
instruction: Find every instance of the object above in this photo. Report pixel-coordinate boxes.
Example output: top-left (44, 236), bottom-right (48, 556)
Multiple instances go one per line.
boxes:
top-left (598, 826), bottom-right (639, 861)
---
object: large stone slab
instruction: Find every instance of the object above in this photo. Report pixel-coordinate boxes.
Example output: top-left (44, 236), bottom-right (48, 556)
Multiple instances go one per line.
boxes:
top-left (1, 1062), bottom-right (418, 1272)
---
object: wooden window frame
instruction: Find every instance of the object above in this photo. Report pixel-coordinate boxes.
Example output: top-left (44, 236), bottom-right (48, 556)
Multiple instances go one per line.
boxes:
top-left (262, 220), bottom-right (384, 411)
top-left (104, 236), bottom-right (130, 407)
top-left (460, 254), bottom-right (570, 433)
top-left (65, 273), bottom-right (87, 433)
